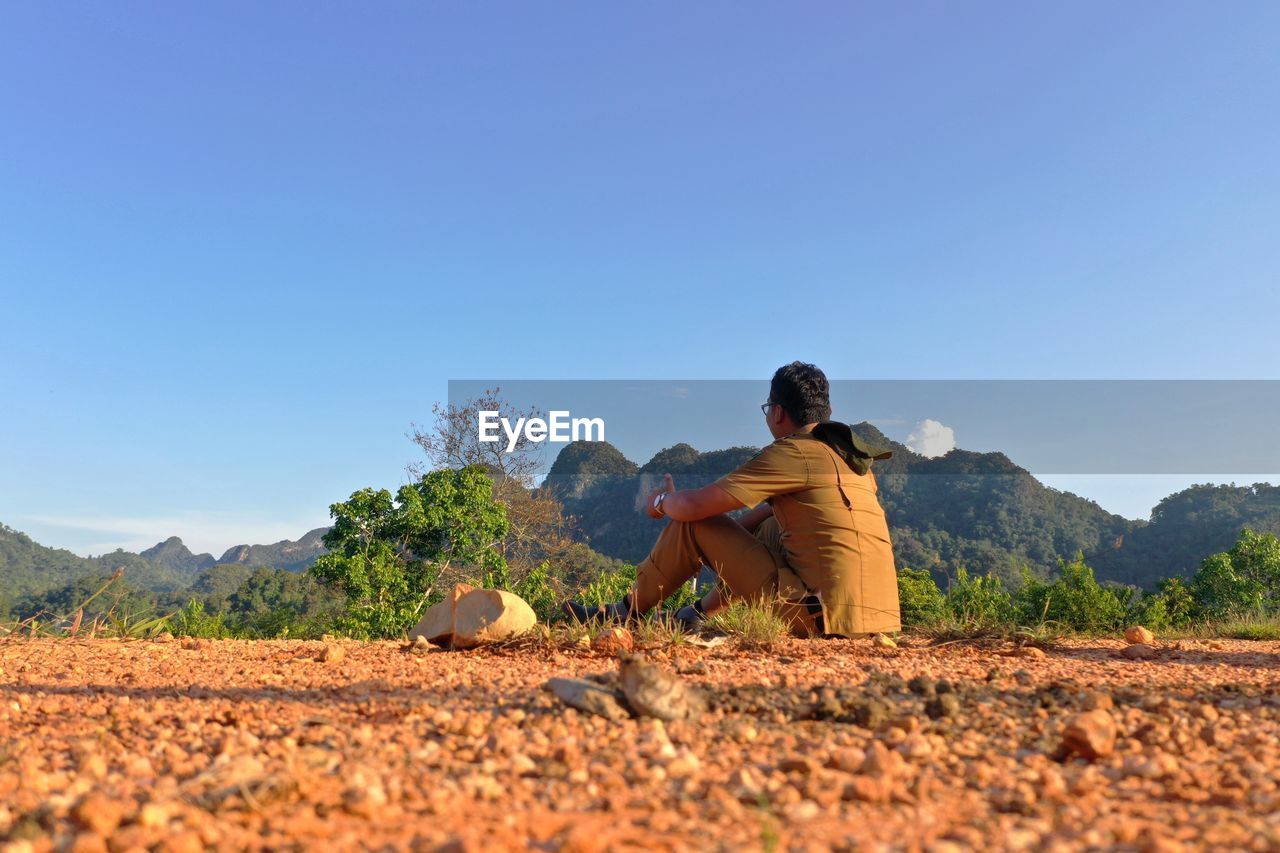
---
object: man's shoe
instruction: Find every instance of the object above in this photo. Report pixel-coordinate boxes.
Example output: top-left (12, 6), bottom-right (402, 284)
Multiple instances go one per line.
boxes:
top-left (561, 599), bottom-right (630, 624)
top-left (653, 604), bottom-right (703, 631)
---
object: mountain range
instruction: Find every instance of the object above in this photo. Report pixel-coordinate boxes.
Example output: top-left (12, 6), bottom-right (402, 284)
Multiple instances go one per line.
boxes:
top-left (543, 423), bottom-right (1280, 589)
top-left (140, 529), bottom-right (331, 575)
top-left (0, 524), bottom-right (330, 610)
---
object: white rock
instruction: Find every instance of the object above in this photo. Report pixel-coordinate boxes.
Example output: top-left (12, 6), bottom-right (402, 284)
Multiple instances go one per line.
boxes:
top-left (452, 589), bottom-right (537, 648)
top-left (408, 583), bottom-right (475, 644)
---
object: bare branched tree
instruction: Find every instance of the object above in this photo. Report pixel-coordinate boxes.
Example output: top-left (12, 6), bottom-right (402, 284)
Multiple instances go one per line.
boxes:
top-left (409, 389), bottom-right (576, 581)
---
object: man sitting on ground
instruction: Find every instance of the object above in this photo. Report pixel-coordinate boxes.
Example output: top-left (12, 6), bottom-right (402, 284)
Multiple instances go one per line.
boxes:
top-left (562, 361), bottom-right (900, 637)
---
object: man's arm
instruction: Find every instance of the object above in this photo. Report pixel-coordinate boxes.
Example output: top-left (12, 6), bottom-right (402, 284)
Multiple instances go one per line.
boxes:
top-left (645, 474), bottom-right (745, 522)
top-left (661, 483), bottom-right (745, 522)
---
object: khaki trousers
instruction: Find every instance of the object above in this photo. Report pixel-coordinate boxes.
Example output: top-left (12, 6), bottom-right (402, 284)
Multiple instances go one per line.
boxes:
top-left (632, 514), bottom-right (822, 637)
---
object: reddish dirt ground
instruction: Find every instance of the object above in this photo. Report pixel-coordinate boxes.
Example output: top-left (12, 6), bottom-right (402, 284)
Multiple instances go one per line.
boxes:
top-left (1, 635), bottom-right (1278, 852)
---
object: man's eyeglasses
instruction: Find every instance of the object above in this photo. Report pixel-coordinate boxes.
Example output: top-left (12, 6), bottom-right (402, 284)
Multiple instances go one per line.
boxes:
top-left (760, 402), bottom-right (775, 415)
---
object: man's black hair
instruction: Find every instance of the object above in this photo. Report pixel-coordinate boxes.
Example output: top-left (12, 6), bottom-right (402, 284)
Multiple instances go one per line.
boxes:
top-left (769, 361), bottom-right (831, 425)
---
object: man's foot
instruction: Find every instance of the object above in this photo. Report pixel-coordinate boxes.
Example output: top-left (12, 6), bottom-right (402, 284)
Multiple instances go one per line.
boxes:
top-left (665, 601), bottom-right (706, 631)
top-left (561, 599), bottom-right (631, 624)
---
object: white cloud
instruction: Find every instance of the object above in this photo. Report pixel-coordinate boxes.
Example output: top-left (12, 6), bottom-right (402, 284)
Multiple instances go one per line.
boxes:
top-left (905, 419), bottom-right (956, 458)
top-left (18, 511), bottom-right (331, 558)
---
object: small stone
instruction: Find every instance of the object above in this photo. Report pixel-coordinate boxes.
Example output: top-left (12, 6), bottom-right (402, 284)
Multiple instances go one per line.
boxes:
top-left (843, 776), bottom-right (888, 803)
top-left (827, 747), bottom-right (866, 774)
top-left (591, 627), bottom-right (635, 656)
top-left (730, 766), bottom-right (765, 796)
top-left (1083, 691), bottom-right (1114, 711)
top-left (779, 757), bottom-right (819, 774)
top-left (1016, 646), bottom-right (1046, 660)
top-left (1120, 643), bottom-right (1156, 661)
top-left (159, 831), bottom-right (205, 853)
top-left (926, 693), bottom-right (960, 720)
top-left (317, 642), bottom-right (345, 664)
top-left (137, 802), bottom-right (171, 829)
top-left (665, 750), bottom-right (701, 778)
top-left (852, 698), bottom-right (893, 729)
top-left (785, 800), bottom-right (821, 821)
top-left (861, 742), bottom-right (908, 779)
top-left (77, 752), bottom-right (108, 780)
top-left (71, 795), bottom-right (124, 836)
top-left (343, 782), bottom-right (388, 818)
top-left (890, 714), bottom-right (920, 734)
top-left (69, 833), bottom-right (109, 853)
top-left (898, 734), bottom-right (933, 761)
top-left (1060, 709), bottom-right (1116, 761)
top-left (618, 654), bottom-right (706, 721)
top-left (545, 678), bottom-right (630, 721)
top-left (1193, 702), bottom-right (1220, 722)
top-left (907, 676), bottom-right (937, 696)
top-left (1125, 626), bottom-right (1155, 645)
top-left (872, 633), bottom-right (898, 649)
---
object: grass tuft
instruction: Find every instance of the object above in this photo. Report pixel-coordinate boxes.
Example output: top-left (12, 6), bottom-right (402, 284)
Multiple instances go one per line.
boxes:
top-left (706, 600), bottom-right (789, 650)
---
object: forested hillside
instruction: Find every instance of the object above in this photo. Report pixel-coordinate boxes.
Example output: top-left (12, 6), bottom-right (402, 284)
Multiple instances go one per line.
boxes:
top-left (0, 524), bottom-right (331, 618)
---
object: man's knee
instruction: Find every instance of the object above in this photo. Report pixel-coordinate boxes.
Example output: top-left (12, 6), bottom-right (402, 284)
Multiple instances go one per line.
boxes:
top-left (664, 513), bottom-right (737, 541)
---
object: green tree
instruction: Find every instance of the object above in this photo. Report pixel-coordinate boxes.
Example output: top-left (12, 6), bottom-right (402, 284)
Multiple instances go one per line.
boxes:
top-left (226, 567), bottom-right (341, 637)
top-left (411, 390), bottom-right (573, 584)
top-left (1189, 528), bottom-right (1280, 619)
top-left (14, 572), bottom-right (156, 623)
top-left (310, 467), bottom-right (508, 638)
top-left (190, 564), bottom-right (252, 613)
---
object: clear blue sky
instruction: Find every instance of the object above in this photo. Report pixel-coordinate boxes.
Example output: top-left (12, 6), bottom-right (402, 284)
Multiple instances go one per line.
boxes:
top-left (2, 3), bottom-right (1277, 556)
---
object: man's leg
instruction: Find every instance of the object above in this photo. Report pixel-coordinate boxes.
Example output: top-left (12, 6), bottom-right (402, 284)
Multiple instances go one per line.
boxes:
top-left (676, 515), bottom-right (785, 620)
top-left (628, 514), bottom-right (780, 614)
top-left (563, 514), bottom-right (779, 623)
top-left (682, 516), bottom-right (820, 636)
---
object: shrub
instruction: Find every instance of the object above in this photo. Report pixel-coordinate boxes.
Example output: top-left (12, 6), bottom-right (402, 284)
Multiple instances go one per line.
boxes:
top-left (578, 562), bottom-right (638, 607)
top-left (943, 567), bottom-right (1016, 631)
top-left (1127, 591), bottom-right (1172, 632)
top-left (510, 560), bottom-right (562, 623)
top-left (1156, 576), bottom-right (1197, 626)
top-left (1014, 554), bottom-right (1126, 632)
top-left (898, 568), bottom-right (946, 627)
top-left (168, 598), bottom-right (234, 639)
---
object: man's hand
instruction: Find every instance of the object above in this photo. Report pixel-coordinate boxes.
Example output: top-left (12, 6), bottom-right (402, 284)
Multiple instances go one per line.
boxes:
top-left (644, 473), bottom-right (745, 522)
top-left (644, 473), bottom-right (676, 518)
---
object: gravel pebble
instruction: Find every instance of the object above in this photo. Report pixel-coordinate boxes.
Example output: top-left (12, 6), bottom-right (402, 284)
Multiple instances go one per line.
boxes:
top-left (2, 636), bottom-right (1279, 850)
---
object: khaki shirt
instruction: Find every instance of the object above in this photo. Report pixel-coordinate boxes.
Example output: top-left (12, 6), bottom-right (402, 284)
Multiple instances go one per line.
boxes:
top-left (714, 426), bottom-right (901, 636)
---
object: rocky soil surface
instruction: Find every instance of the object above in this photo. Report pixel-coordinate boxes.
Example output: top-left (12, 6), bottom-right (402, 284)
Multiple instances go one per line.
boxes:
top-left (2, 635), bottom-right (1279, 851)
